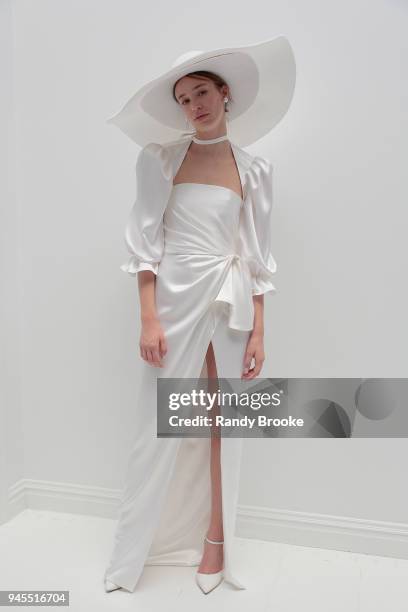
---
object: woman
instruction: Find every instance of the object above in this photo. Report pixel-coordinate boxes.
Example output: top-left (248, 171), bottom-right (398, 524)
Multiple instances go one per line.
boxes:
top-left (104, 37), bottom-right (296, 595)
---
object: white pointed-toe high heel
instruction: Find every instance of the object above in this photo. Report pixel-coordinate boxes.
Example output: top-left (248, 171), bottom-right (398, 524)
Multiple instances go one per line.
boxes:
top-left (195, 535), bottom-right (224, 594)
top-left (104, 578), bottom-right (122, 593)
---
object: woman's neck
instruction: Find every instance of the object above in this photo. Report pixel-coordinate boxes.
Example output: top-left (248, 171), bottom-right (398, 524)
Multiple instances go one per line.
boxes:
top-left (190, 129), bottom-right (230, 158)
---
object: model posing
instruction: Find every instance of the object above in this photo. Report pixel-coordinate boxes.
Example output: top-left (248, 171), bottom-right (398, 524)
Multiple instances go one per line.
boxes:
top-left (104, 37), bottom-right (296, 595)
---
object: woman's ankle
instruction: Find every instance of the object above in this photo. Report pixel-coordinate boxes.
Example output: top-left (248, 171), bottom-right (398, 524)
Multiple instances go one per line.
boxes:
top-left (206, 530), bottom-right (224, 542)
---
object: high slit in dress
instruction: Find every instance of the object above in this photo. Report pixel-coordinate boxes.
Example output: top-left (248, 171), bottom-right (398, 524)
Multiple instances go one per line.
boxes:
top-left (104, 135), bottom-right (277, 592)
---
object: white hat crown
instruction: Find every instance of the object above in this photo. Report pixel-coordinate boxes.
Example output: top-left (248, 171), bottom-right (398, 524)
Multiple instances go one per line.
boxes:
top-left (171, 50), bottom-right (203, 69)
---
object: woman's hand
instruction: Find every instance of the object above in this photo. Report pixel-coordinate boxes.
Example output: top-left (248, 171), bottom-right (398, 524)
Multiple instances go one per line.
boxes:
top-left (140, 315), bottom-right (168, 367)
top-left (242, 331), bottom-right (265, 379)
top-left (242, 294), bottom-right (266, 379)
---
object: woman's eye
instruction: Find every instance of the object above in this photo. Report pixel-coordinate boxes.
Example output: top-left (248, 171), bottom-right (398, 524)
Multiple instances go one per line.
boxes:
top-left (180, 90), bottom-right (206, 104)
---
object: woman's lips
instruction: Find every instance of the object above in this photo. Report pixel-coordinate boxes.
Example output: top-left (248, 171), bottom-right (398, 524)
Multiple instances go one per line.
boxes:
top-left (196, 113), bottom-right (209, 120)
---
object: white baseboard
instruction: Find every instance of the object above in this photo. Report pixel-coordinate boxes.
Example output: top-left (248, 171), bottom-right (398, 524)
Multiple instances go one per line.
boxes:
top-left (236, 504), bottom-right (408, 560)
top-left (7, 478), bottom-right (119, 521)
top-left (6, 478), bottom-right (408, 560)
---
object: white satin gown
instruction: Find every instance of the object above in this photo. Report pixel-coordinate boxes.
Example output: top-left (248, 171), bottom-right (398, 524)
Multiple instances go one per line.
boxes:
top-left (104, 135), bottom-right (277, 592)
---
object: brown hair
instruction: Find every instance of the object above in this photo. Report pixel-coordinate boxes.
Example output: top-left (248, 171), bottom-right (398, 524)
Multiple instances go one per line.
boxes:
top-left (172, 70), bottom-right (232, 113)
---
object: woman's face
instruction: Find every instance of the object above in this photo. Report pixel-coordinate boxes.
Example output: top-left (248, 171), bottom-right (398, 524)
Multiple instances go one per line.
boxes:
top-left (174, 76), bottom-right (228, 132)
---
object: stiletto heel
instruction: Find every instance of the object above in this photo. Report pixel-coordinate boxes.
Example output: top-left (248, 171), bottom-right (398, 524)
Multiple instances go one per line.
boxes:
top-left (195, 535), bottom-right (224, 594)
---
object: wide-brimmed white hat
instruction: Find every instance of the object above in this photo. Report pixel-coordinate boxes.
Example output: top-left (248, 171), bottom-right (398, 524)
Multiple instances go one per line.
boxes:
top-left (106, 35), bottom-right (296, 148)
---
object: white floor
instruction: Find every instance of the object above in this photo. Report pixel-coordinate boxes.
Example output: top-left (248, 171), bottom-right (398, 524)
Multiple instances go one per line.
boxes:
top-left (0, 509), bottom-right (408, 611)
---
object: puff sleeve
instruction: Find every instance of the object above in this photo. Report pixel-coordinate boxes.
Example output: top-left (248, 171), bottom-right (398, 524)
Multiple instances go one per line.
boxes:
top-left (238, 156), bottom-right (277, 295)
top-left (120, 142), bottom-right (172, 276)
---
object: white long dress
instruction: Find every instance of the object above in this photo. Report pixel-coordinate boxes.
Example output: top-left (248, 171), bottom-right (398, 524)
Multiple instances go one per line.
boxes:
top-left (104, 135), bottom-right (277, 592)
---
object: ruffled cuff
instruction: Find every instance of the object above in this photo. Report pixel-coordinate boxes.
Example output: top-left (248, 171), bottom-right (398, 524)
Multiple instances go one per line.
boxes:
top-left (120, 254), bottom-right (159, 275)
top-left (251, 273), bottom-right (276, 296)
top-left (250, 253), bottom-right (277, 296)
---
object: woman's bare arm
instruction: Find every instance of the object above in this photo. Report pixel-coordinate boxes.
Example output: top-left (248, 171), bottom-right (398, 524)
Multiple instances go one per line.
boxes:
top-left (242, 294), bottom-right (265, 379)
top-left (138, 270), bottom-right (158, 321)
top-left (252, 294), bottom-right (264, 337)
top-left (138, 271), bottom-right (167, 367)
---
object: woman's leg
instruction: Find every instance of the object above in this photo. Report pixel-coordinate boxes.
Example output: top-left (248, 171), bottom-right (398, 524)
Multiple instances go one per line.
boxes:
top-left (197, 341), bottom-right (224, 573)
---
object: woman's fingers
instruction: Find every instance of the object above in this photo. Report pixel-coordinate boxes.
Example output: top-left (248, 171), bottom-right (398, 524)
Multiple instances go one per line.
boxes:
top-left (151, 347), bottom-right (163, 367)
top-left (251, 356), bottom-right (264, 378)
top-left (159, 335), bottom-right (168, 358)
top-left (242, 352), bottom-right (264, 379)
top-left (242, 360), bottom-right (254, 378)
top-left (140, 343), bottom-right (164, 367)
top-left (242, 350), bottom-right (253, 377)
top-left (139, 321), bottom-right (167, 367)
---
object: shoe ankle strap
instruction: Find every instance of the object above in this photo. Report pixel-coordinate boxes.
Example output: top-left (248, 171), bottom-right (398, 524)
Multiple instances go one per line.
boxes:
top-left (205, 535), bottom-right (224, 545)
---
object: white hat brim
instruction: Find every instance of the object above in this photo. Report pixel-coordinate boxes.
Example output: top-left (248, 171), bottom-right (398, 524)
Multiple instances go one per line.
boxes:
top-left (106, 35), bottom-right (296, 148)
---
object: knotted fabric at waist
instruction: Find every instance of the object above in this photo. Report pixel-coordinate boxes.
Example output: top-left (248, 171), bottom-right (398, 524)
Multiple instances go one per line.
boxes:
top-left (163, 249), bottom-right (254, 332)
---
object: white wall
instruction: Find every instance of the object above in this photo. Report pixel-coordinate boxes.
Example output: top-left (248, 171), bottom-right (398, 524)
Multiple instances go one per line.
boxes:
top-left (4, 0), bottom-right (408, 541)
top-left (0, 0), bottom-right (24, 522)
